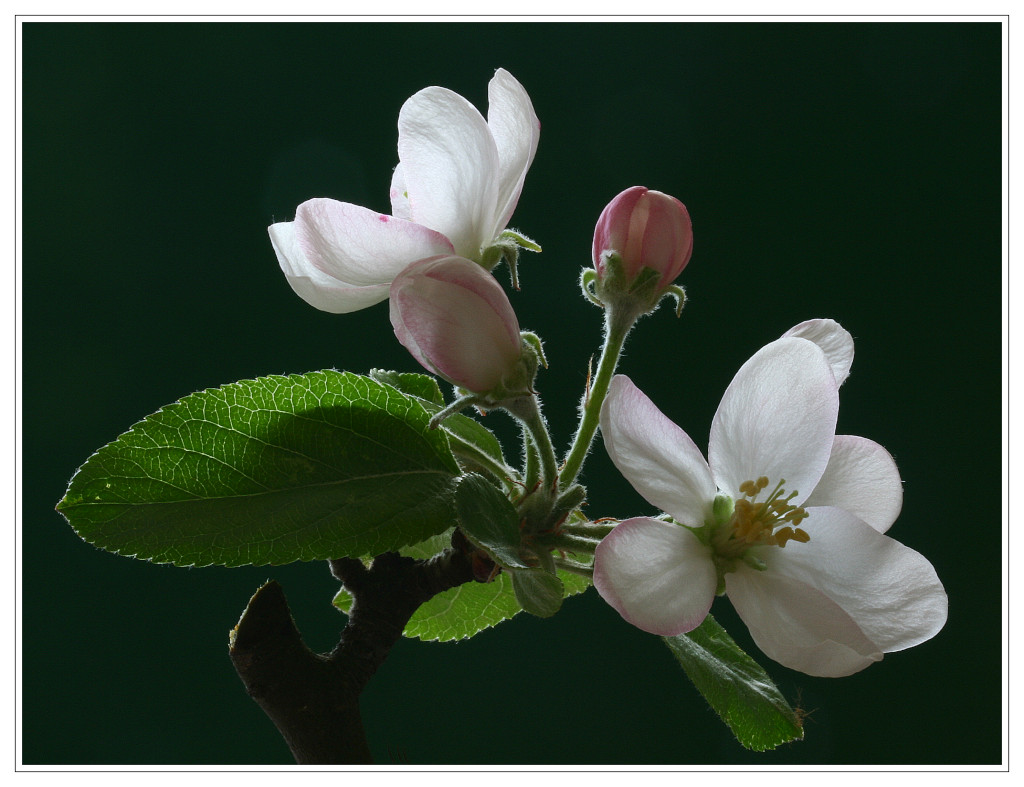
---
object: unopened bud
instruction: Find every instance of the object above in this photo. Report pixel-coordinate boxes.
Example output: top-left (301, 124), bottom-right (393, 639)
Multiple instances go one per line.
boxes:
top-left (593, 186), bottom-right (693, 290)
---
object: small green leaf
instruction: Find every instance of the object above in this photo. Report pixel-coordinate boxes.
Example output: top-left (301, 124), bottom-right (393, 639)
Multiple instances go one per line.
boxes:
top-left (57, 371), bottom-right (460, 567)
top-left (511, 569), bottom-right (563, 618)
top-left (663, 614), bottom-right (804, 751)
top-left (455, 474), bottom-right (529, 569)
top-left (400, 569), bottom-right (590, 641)
top-left (369, 369), bottom-right (445, 406)
top-left (371, 369), bottom-right (509, 481)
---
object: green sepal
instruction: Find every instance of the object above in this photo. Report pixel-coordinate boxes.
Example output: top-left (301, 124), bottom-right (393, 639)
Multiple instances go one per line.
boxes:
top-left (499, 228), bottom-right (542, 253)
top-left (663, 613), bottom-right (804, 751)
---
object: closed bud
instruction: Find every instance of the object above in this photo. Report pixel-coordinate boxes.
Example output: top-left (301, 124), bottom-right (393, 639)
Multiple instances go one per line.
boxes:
top-left (390, 255), bottom-right (525, 395)
top-left (593, 186), bottom-right (693, 289)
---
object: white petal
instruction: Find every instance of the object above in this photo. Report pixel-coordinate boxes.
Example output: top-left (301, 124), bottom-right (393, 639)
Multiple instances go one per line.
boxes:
top-left (803, 435), bottom-right (903, 533)
top-left (601, 375), bottom-right (717, 526)
top-left (294, 198), bottom-right (454, 287)
top-left (594, 517), bottom-right (717, 636)
top-left (709, 337), bottom-right (838, 505)
top-left (389, 256), bottom-right (521, 393)
top-left (782, 319), bottom-right (854, 387)
top-left (269, 221), bottom-right (390, 313)
top-left (770, 506), bottom-right (948, 655)
top-left (398, 86), bottom-right (499, 260)
top-left (726, 565), bottom-right (883, 677)
top-left (389, 163), bottom-right (413, 221)
top-left (487, 69), bottom-right (540, 235)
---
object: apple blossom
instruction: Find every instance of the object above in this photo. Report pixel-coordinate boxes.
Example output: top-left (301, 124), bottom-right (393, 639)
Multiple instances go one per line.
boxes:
top-left (269, 68), bottom-right (540, 313)
top-left (389, 255), bottom-right (527, 396)
top-left (593, 326), bottom-right (947, 677)
top-left (593, 186), bottom-right (694, 289)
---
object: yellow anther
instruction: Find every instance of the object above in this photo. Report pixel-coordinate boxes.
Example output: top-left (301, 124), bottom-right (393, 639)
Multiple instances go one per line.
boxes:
top-left (774, 527), bottom-right (796, 547)
top-left (721, 476), bottom-right (811, 555)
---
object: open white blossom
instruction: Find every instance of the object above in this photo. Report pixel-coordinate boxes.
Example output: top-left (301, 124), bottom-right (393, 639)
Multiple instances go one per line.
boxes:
top-left (594, 322), bottom-right (947, 677)
top-left (269, 68), bottom-right (540, 313)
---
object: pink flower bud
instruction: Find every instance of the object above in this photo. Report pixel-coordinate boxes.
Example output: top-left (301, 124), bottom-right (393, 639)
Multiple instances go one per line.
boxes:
top-left (593, 186), bottom-right (693, 288)
top-left (390, 256), bottom-right (523, 394)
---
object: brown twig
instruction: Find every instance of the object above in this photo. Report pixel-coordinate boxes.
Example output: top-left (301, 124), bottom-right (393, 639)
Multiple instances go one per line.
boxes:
top-left (228, 543), bottom-right (480, 764)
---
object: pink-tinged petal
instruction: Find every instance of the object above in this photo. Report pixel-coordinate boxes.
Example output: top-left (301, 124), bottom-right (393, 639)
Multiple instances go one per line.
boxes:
top-left (726, 564), bottom-right (883, 677)
top-left (709, 337), bottom-right (838, 505)
top-left (769, 506), bottom-right (947, 654)
top-left (594, 517), bottom-right (717, 636)
top-left (487, 68), bottom-right (540, 235)
top-left (802, 435), bottom-right (903, 533)
top-left (398, 86), bottom-right (499, 261)
top-left (294, 198), bottom-right (454, 287)
top-left (269, 221), bottom-right (390, 313)
top-left (782, 319), bottom-right (855, 387)
top-left (389, 256), bottom-right (521, 393)
top-left (593, 187), bottom-right (693, 289)
top-left (601, 375), bottom-right (717, 526)
top-left (389, 163), bottom-right (413, 221)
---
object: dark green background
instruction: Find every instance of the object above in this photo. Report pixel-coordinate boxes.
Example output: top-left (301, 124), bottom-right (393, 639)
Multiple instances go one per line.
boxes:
top-left (22, 21), bottom-right (1002, 765)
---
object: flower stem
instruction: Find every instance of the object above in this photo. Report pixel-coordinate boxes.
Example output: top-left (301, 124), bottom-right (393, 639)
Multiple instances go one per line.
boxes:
top-left (506, 395), bottom-right (558, 492)
top-left (552, 557), bottom-right (595, 579)
top-left (448, 433), bottom-right (519, 493)
top-left (559, 308), bottom-right (632, 489)
top-left (560, 520), bottom-right (617, 540)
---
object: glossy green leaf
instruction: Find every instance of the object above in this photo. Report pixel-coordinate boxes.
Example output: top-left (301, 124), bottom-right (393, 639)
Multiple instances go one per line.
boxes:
top-left (455, 474), bottom-right (529, 568)
top-left (57, 371), bottom-right (461, 567)
top-left (663, 614), bottom-right (804, 751)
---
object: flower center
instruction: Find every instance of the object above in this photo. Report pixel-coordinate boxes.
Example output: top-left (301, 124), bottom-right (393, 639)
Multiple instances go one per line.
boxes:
top-left (709, 476), bottom-right (810, 567)
top-left (731, 476), bottom-right (810, 548)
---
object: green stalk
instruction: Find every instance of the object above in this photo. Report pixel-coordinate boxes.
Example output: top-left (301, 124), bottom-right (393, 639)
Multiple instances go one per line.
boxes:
top-left (506, 395), bottom-right (558, 493)
top-left (522, 428), bottom-right (540, 492)
top-left (552, 557), bottom-right (595, 579)
top-left (559, 308), bottom-right (632, 489)
top-left (449, 438), bottom-right (519, 494)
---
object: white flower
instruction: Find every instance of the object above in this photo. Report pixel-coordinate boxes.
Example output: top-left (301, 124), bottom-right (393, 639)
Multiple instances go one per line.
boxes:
top-left (594, 321), bottom-right (947, 677)
top-left (269, 68), bottom-right (540, 313)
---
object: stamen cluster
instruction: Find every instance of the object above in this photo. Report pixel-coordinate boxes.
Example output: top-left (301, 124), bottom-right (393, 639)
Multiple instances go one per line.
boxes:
top-left (730, 476), bottom-right (810, 550)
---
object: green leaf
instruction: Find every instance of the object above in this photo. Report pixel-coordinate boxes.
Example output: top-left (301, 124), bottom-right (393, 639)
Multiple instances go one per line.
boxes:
top-left (370, 369), bottom-right (509, 482)
top-left (455, 474), bottom-right (529, 569)
top-left (57, 371), bottom-right (461, 567)
top-left (369, 369), bottom-right (445, 406)
top-left (511, 569), bottom-right (563, 618)
top-left (402, 569), bottom-right (590, 641)
top-left (663, 614), bottom-right (804, 751)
